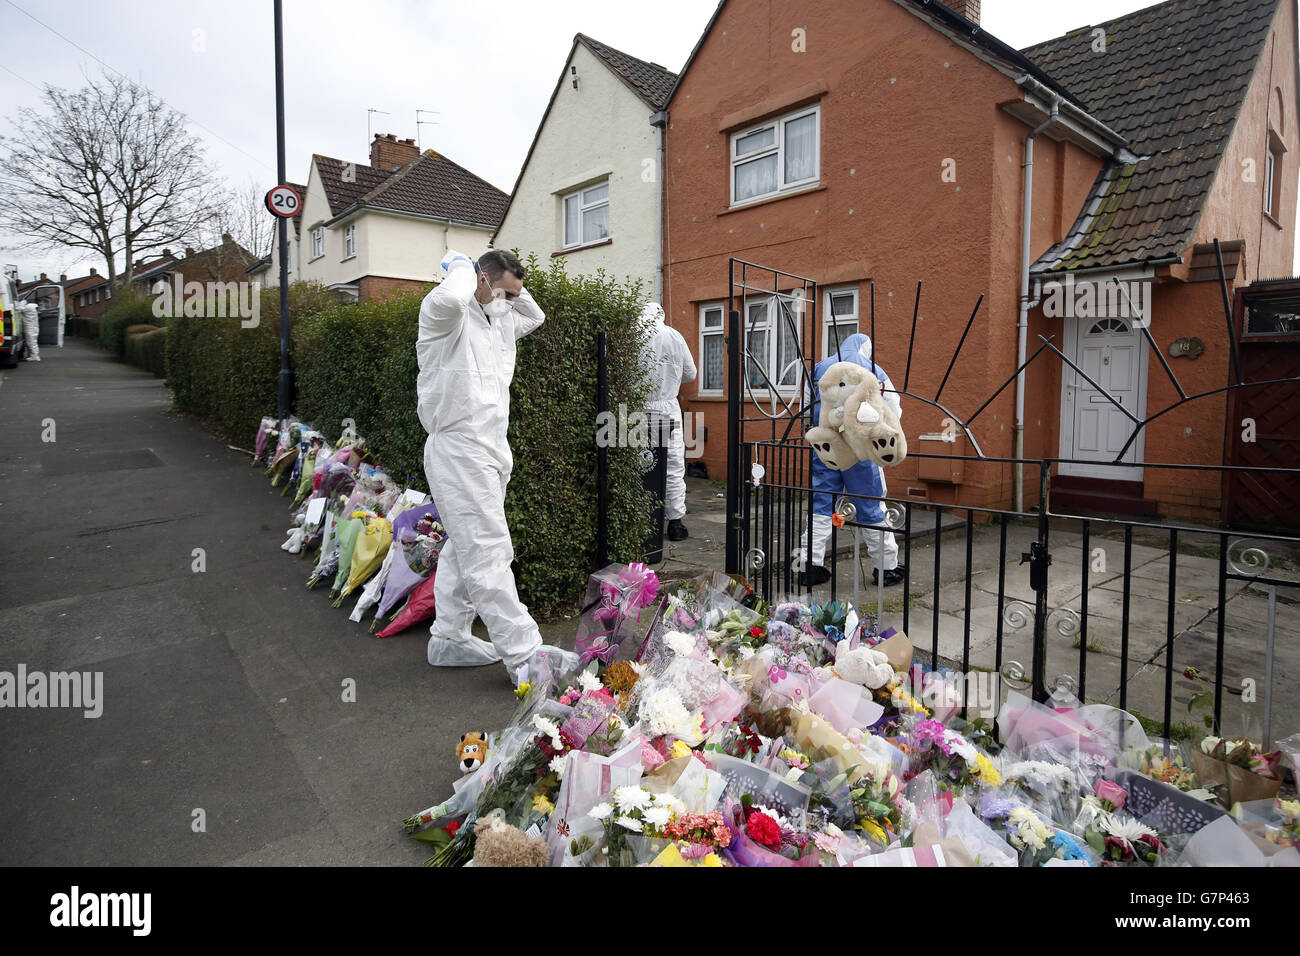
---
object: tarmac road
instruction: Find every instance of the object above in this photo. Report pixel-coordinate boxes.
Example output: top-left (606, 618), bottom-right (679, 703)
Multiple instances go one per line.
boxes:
top-left (0, 338), bottom-right (524, 865)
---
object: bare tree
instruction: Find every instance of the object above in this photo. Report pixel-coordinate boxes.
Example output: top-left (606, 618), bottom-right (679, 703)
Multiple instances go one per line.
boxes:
top-left (0, 69), bottom-right (218, 288)
top-left (208, 177), bottom-right (275, 262)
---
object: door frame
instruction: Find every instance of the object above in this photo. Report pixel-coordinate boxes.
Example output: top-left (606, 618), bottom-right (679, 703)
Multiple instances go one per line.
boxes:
top-left (1056, 268), bottom-right (1153, 481)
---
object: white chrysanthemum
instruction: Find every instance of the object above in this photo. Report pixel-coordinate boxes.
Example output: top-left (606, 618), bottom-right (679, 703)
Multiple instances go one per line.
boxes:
top-left (642, 806), bottom-right (673, 829)
top-left (589, 802), bottom-right (614, 821)
top-left (532, 715), bottom-right (559, 738)
top-left (948, 734), bottom-right (977, 763)
top-left (651, 791), bottom-right (679, 808)
top-left (1008, 806), bottom-right (1050, 852)
top-left (549, 754), bottom-right (569, 779)
top-left (613, 785), bottom-right (652, 812)
top-left (738, 645), bottom-right (756, 661)
top-left (641, 687), bottom-right (696, 738)
top-left (628, 661), bottom-right (648, 677)
top-left (1100, 814), bottom-right (1158, 842)
top-left (615, 815), bottom-right (644, 832)
top-left (577, 670), bottom-right (603, 693)
top-left (664, 630), bottom-right (696, 656)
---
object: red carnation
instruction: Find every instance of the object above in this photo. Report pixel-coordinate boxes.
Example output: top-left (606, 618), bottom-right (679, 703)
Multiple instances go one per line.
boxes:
top-left (749, 626), bottom-right (764, 638)
top-left (745, 811), bottom-right (782, 849)
top-left (445, 820), bottom-right (461, 837)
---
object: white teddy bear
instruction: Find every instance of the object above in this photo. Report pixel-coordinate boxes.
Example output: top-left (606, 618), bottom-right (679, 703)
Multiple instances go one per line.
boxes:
top-left (833, 640), bottom-right (895, 690)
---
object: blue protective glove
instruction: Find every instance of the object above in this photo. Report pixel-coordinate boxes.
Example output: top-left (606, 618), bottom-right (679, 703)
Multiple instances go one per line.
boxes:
top-left (440, 250), bottom-right (474, 275)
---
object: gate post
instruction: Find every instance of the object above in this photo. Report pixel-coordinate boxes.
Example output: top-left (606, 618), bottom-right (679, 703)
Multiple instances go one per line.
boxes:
top-left (726, 300), bottom-right (742, 575)
top-left (1030, 460), bottom-right (1053, 703)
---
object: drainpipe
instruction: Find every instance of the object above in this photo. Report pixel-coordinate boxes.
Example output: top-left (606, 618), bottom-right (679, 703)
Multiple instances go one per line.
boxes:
top-left (1015, 93), bottom-right (1060, 512)
top-left (650, 110), bottom-right (669, 304)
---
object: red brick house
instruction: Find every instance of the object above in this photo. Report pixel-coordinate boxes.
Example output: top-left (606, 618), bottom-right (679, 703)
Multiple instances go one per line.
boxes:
top-left (67, 235), bottom-right (257, 318)
top-left (663, 0), bottom-right (1298, 524)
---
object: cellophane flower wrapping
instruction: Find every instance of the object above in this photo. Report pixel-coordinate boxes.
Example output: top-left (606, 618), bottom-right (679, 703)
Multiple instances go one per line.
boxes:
top-left (572, 563), bottom-right (663, 667)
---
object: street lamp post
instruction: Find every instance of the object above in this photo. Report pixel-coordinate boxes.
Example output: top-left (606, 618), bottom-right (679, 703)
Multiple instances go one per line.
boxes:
top-left (274, 0), bottom-right (293, 423)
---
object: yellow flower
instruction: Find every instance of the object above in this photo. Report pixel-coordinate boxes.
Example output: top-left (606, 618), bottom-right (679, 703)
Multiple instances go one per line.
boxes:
top-left (532, 794), bottom-right (554, 815)
top-left (669, 740), bottom-right (692, 759)
top-left (697, 852), bottom-right (723, 867)
top-left (513, 682), bottom-right (532, 700)
top-left (973, 753), bottom-right (1002, 787)
top-left (860, 819), bottom-right (887, 845)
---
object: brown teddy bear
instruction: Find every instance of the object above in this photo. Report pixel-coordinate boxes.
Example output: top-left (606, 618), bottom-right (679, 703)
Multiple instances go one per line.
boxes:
top-left (457, 732), bottom-right (488, 774)
top-left (472, 812), bottom-right (549, 867)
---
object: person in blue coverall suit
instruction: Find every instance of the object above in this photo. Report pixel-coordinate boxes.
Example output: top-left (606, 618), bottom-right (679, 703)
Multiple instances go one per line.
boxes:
top-left (798, 333), bottom-right (906, 588)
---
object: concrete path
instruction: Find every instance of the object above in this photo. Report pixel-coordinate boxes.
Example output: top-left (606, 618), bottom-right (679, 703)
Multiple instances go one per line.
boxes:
top-left (0, 339), bottom-right (515, 864)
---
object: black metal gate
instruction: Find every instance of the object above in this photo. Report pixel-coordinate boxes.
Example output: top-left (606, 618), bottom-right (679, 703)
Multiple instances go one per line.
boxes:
top-left (724, 254), bottom-right (1300, 745)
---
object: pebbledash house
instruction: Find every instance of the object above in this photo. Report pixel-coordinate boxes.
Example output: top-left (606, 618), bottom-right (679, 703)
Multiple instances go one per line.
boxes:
top-left (660, 0), bottom-right (1300, 529)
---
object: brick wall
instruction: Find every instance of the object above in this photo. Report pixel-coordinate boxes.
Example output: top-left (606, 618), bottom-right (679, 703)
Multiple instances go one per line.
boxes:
top-left (359, 275), bottom-right (432, 301)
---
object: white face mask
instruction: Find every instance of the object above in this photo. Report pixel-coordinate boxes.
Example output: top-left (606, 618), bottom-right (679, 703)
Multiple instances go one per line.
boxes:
top-left (483, 297), bottom-right (513, 319)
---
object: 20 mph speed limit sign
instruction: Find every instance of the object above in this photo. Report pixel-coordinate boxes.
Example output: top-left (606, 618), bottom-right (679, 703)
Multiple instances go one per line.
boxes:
top-left (265, 184), bottom-right (302, 218)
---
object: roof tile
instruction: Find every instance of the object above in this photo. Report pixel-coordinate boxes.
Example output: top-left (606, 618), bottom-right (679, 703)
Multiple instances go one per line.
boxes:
top-left (1024, 0), bottom-right (1280, 274)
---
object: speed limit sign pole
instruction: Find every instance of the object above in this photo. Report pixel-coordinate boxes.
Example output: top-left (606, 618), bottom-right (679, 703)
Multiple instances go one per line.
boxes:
top-left (273, 0), bottom-right (292, 424)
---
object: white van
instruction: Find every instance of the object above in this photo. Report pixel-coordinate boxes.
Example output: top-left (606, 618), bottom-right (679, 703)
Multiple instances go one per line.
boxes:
top-left (19, 282), bottom-right (66, 348)
top-left (0, 275), bottom-right (27, 367)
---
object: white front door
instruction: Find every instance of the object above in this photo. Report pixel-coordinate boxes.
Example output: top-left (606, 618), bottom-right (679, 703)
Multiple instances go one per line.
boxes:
top-left (1059, 314), bottom-right (1149, 480)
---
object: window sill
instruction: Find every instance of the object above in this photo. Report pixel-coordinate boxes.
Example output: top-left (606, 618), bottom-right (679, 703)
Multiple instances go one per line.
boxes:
top-left (553, 238), bottom-right (613, 257)
top-left (341, 254), bottom-right (357, 262)
top-left (690, 393), bottom-right (727, 402)
top-left (718, 183), bottom-right (826, 216)
top-left (309, 254), bottom-right (324, 263)
top-left (1264, 211), bottom-right (1283, 230)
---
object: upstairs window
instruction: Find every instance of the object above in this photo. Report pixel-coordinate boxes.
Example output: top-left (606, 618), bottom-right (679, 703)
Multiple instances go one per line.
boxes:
top-left (344, 224), bottom-right (356, 258)
top-left (312, 227), bottom-right (324, 259)
top-left (823, 287), bottom-right (859, 359)
top-left (730, 105), bottom-right (820, 205)
top-left (1265, 130), bottom-right (1285, 220)
top-left (562, 181), bottom-right (610, 248)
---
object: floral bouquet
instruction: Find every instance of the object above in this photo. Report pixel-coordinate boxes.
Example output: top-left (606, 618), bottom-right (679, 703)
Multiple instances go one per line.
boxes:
top-left (589, 786), bottom-right (684, 866)
top-left (900, 718), bottom-right (1002, 793)
top-left (373, 506), bottom-right (445, 629)
top-left (979, 796), bottom-right (1093, 866)
top-left (847, 758), bottom-right (911, 848)
top-left (1123, 741), bottom-right (1202, 792)
top-left (1084, 813), bottom-right (1166, 866)
top-left (1274, 797), bottom-right (1300, 847)
top-left (573, 563), bottom-right (662, 666)
top-left (656, 809), bottom-right (731, 865)
top-left (252, 415), bottom-right (279, 465)
top-left (721, 795), bottom-right (819, 867)
top-left (1192, 735), bottom-right (1284, 807)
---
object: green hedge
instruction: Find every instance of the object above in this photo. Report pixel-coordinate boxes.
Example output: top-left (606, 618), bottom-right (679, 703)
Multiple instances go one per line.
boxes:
top-left (124, 326), bottom-right (167, 377)
top-left (166, 281), bottom-right (338, 442)
top-left (66, 316), bottom-right (101, 339)
top-left (99, 293), bottom-right (162, 356)
top-left (166, 262), bottom-right (653, 615)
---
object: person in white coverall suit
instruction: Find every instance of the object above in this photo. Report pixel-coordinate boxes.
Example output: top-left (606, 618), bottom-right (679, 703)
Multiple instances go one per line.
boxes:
top-left (641, 303), bottom-right (697, 540)
top-left (419, 249), bottom-right (574, 686)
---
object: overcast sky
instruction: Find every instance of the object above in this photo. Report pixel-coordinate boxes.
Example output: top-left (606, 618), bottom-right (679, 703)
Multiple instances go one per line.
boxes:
top-left (0, 0), bottom-right (1288, 280)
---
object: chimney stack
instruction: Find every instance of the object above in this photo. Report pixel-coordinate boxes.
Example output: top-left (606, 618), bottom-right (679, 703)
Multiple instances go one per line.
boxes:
top-left (221, 232), bottom-right (233, 244)
top-left (90, 267), bottom-right (98, 275)
top-left (59, 273), bottom-right (67, 282)
top-left (185, 246), bottom-right (195, 256)
top-left (370, 132), bottom-right (420, 171)
top-left (955, 0), bottom-right (980, 24)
